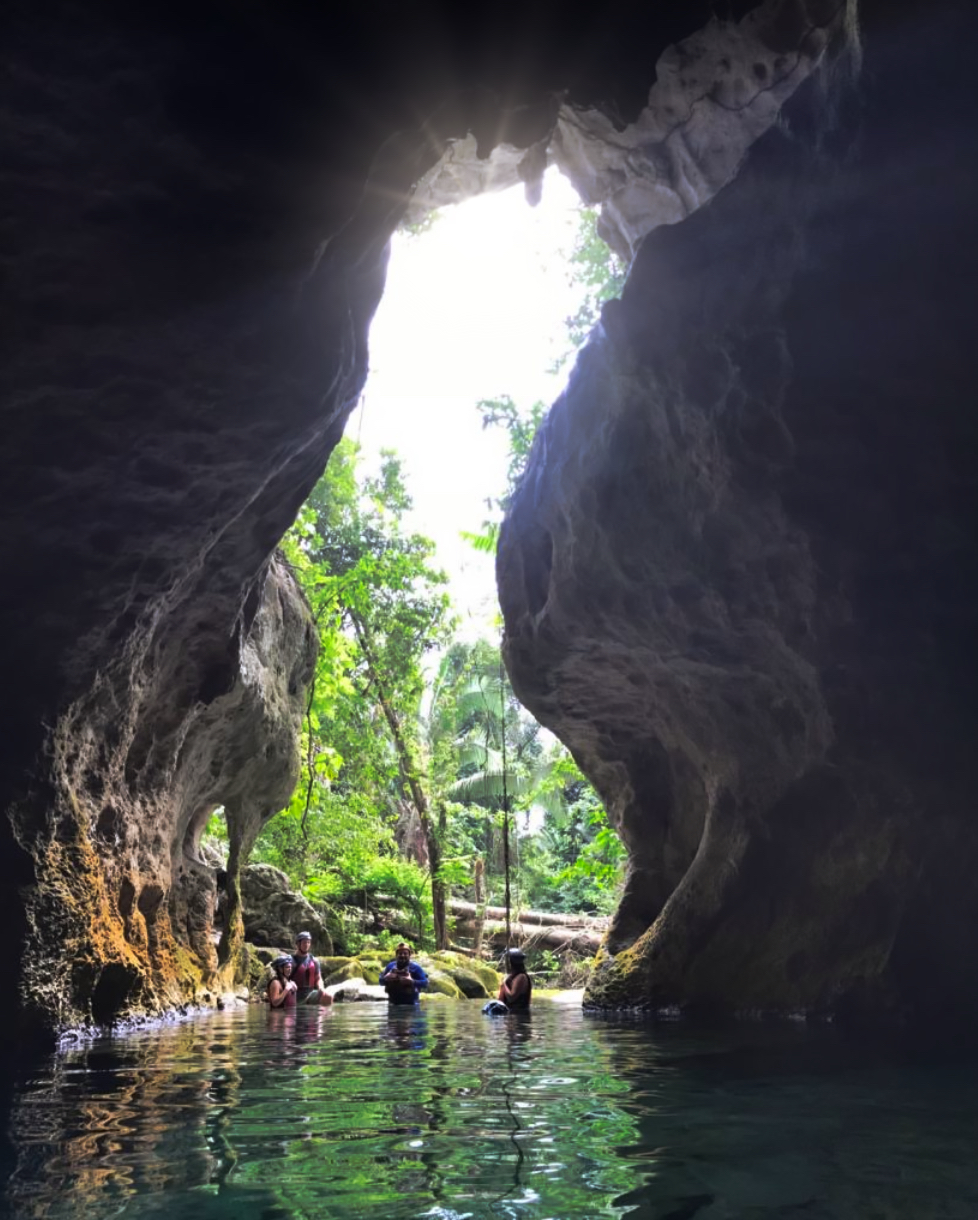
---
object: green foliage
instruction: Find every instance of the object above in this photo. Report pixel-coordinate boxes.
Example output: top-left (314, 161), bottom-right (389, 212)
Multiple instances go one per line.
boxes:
top-left (560, 206), bottom-right (627, 359)
top-left (399, 208), bottom-right (442, 239)
top-left (518, 758), bottom-right (626, 915)
top-left (256, 439), bottom-right (453, 932)
top-left (476, 394), bottom-right (547, 503)
top-left (466, 207), bottom-right (624, 557)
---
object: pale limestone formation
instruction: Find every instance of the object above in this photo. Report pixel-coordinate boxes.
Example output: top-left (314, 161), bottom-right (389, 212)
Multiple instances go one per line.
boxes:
top-left (18, 556), bottom-right (316, 1029)
top-left (406, 1), bottom-right (857, 258)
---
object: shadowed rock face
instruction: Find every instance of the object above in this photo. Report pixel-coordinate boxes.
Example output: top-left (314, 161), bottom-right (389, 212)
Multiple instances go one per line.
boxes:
top-left (3, 0), bottom-right (758, 1034)
top-left (239, 863), bottom-right (331, 953)
top-left (2, 0), bottom-right (975, 1032)
top-left (500, 4), bottom-right (978, 1021)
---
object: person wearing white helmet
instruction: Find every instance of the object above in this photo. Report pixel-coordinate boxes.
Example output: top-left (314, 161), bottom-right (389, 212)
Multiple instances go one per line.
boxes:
top-left (291, 931), bottom-right (333, 1006)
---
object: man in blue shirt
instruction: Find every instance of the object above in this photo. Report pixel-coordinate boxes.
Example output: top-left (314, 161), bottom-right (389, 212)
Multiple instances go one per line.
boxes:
top-left (379, 942), bottom-right (428, 1006)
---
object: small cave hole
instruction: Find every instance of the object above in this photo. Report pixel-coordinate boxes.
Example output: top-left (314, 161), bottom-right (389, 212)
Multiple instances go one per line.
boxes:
top-left (91, 963), bottom-right (139, 1026)
top-left (95, 804), bottom-right (121, 841)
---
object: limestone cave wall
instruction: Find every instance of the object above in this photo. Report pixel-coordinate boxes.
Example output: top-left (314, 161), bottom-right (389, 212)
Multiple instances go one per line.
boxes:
top-left (1, 0), bottom-right (974, 1033)
top-left (499, 2), bottom-right (978, 1022)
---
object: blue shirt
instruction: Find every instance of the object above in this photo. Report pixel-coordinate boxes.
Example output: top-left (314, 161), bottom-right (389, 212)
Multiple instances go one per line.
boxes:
top-left (380, 959), bottom-right (428, 1005)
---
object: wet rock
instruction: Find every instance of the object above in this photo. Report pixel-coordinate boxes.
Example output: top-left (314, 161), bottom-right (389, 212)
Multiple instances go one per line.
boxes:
top-left (330, 982), bottom-right (388, 1003)
top-left (424, 952), bottom-right (500, 999)
top-left (321, 958), bottom-right (367, 987)
top-left (425, 973), bottom-right (464, 1000)
top-left (12, 556), bottom-right (316, 1031)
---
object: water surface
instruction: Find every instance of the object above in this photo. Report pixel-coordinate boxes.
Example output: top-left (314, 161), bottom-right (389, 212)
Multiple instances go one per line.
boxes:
top-left (5, 1001), bottom-right (977, 1218)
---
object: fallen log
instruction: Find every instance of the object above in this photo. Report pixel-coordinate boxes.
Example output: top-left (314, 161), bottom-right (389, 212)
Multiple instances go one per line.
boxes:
top-left (455, 919), bottom-right (603, 955)
top-left (449, 899), bottom-right (609, 931)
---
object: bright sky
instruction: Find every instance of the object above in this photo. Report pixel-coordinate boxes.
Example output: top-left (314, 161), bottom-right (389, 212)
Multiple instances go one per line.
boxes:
top-left (349, 167), bottom-right (588, 637)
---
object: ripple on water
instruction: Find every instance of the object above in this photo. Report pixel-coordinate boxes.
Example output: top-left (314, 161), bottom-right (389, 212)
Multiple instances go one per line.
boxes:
top-left (4, 1002), bottom-right (978, 1219)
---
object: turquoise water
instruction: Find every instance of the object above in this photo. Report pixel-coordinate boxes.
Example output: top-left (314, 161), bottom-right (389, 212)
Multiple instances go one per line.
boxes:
top-left (5, 1001), bottom-right (978, 1219)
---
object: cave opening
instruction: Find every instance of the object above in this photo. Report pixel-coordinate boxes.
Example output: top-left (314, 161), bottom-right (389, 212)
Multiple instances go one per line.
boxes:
top-left (208, 169), bottom-right (632, 969)
top-left (5, 0), bottom-right (975, 1051)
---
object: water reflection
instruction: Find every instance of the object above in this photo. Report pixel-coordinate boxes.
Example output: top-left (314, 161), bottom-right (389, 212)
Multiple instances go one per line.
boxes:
top-left (5, 1005), bottom-right (978, 1219)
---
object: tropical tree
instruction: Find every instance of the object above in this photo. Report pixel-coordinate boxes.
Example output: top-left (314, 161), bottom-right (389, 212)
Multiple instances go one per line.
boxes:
top-left (267, 438), bottom-right (455, 945)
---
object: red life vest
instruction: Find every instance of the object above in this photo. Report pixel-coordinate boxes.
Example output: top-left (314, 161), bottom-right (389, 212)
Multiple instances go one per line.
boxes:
top-left (292, 953), bottom-right (319, 990)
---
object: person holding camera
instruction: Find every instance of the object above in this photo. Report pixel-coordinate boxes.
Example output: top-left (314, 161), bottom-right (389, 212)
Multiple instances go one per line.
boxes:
top-left (379, 943), bottom-right (428, 1006)
top-left (267, 955), bottom-right (298, 1009)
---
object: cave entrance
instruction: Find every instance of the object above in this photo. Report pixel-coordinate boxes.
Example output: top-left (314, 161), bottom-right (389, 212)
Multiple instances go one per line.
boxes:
top-left (241, 168), bottom-right (628, 980)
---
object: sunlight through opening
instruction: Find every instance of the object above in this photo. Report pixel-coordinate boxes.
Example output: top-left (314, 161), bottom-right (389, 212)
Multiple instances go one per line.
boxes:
top-left (351, 167), bottom-right (602, 635)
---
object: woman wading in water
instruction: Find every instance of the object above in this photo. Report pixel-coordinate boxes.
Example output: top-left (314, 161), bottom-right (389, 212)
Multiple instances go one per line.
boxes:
top-left (268, 955), bottom-right (298, 1009)
top-left (496, 948), bottom-right (532, 1011)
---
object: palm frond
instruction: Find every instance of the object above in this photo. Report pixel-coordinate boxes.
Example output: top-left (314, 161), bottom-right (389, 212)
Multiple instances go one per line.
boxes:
top-left (448, 768), bottom-right (532, 802)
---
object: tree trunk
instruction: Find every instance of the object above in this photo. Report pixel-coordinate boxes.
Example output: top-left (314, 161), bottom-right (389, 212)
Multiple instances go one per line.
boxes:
top-left (455, 919), bottom-right (603, 954)
top-left (449, 899), bottom-right (610, 930)
top-left (351, 613), bottom-right (448, 949)
top-left (473, 857), bottom-right (485, 957)
top-left (429, 829), bottom-right (448, 951)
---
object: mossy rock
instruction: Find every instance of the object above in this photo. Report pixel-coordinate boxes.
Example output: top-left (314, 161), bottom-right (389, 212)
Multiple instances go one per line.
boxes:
top-left (241, 944), bottom-right (268, 993)
top-left (322, 958), bottom-right (364, 987)
top-left (354, 959), bottom-right (382, 985)
top-left (426, 953), bottom-right (500, 997)
top-left (318, 956), bottom-right (356, 976)
top-left (322, 907), bottom-right (348, 957)
top-left (420, 991), bottom-right (452, 1003)
top-left (450, 968), bottom-right (495, 999)
top-left (425, 971), bottom-right (463, 1000)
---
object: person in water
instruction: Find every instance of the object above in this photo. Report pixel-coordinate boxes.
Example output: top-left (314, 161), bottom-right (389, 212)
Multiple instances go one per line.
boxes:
top-left (497, 948), bottom-right (532, 1011)
top-left (291, 931), bottom-right (333, 1006)
top-left (379, 943), bottom-right (428, 1006)
top-left (268, 955), bottom-right (297, 1008)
